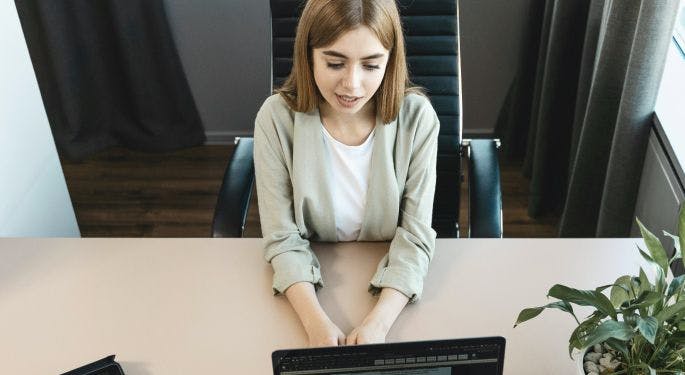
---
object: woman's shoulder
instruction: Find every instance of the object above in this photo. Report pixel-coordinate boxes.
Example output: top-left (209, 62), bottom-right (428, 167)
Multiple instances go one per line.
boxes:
top-left (398, 92), bottom-right (439, 133)
top-left (399, 92), bottom-right (437, 119)
top-left (402, 91), bottom-right (431, 106)
top-left (258, 93), bottom-right (293, 116)
top-left (255, 93), bottom-right (296, 131)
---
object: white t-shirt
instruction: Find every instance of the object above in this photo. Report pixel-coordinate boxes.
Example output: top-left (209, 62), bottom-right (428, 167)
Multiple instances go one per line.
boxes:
top-left (321, 125), bottom-right (375, 241)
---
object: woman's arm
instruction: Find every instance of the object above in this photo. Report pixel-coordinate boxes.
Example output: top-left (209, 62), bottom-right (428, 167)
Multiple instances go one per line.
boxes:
top-left (286, 282), bottom-right (346, 347)
top-left (346, 287), bottom-right (409, 344)
top-left (368, 98), bottom-right (440, 302)
top-left (254, 97), bottom-right (324, 294)
top-left (352, 97), bottom-right (440, 343)
top-left (254, 97), bottom-right (339, 346)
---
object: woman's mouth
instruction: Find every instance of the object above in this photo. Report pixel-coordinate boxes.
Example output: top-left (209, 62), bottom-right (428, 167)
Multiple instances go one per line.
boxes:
top-left (335, 94), bottom-right (362, 108)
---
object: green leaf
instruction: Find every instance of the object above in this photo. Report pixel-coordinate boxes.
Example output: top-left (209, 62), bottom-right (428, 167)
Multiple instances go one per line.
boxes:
top-left (611, 276), bottom-right (633, 308)
top-left (639, 267), bottom-right (653, 293)
top-left (635, 363), bottom-right (656, 375)
top-left (623, 311), bottom-right (639, 326)
top-left (594, 284), bottom-right (614, 293)
top-left (604, 337), bottom-right (630, 359)
top-left (637, 218), bottom-right (670, 275)
top-left (568, 326), bottom-right (582, 359)
top-left (514, 307), bottom-right (543, 327)
top-left (514, 301), bottom-right (576, 327)
top-left (667, 275), bottom-right (685, 301)
top-left (639, 246), bottom-right (656, 264)
top-left (548, 284), bottom-right (617, 320)
top-left (655, 267), bottom-right (667, 303)
top-left (670, 331), bottom-right (685, 344)
top-left (673, 309), bottom-right (685, 324)
top-left (547, 300), bottom-right (575, 315)
top-left (664, 230), bottom-right (682, 262)
top-left (635, 316), bottom-right (658, 344)
top-left (623, 291), bottom-right (663, 310)
top-left (655, 300), bottom-right (685, 323)
top-left (568, 312), bottom-right (603, 358)
top-left (579, 320), bottom-right (634, 349)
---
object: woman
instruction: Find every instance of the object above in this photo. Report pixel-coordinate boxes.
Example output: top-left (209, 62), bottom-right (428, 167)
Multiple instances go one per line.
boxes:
top-left (254, 0), bottom-right (439, 347)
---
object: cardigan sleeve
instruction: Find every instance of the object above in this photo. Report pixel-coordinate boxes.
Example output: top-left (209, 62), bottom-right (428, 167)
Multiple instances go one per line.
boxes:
top-left (368, 99), bottom-right (439, 303)
top-left (253, 97), bottom-right (324, 295)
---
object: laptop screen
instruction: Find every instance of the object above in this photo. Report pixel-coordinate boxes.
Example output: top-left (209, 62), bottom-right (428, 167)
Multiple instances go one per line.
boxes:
top-left (272, 337), bottom-right (505, 375)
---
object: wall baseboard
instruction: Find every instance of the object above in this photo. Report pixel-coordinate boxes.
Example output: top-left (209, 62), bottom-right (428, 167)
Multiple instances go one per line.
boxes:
top-left (204, 130), bottom-right (253, 145)
top-left (463, 128), bottom-right (495, 138)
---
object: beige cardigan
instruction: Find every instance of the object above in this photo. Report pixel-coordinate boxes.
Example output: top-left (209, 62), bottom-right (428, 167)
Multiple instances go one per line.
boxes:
top-left (253, 93), bottom-right (439, 302)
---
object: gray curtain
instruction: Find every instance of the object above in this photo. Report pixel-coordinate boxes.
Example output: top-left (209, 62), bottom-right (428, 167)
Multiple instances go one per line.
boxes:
top-left (496, 0), bottom-right (679, 237)
top-left (16, 0), bottom-right (206, 160)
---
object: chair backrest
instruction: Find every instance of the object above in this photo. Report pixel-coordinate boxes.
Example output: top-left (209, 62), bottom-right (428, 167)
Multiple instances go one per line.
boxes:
top-left (270, 0), bottom-right (463, 237)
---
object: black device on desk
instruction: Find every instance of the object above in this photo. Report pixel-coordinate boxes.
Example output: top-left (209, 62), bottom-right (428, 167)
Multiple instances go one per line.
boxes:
top-left (273, 336), bottom-right (506, 375)
top-left (61, 355), bottom-right (124, 375)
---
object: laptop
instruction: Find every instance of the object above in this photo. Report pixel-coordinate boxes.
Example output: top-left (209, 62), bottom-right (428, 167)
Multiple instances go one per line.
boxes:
top-left (272, 336), bottom-right (506, 375)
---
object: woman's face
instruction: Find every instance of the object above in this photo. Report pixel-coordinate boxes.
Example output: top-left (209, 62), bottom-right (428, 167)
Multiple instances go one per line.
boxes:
top-left (312, 26), bottom-right (390, 117)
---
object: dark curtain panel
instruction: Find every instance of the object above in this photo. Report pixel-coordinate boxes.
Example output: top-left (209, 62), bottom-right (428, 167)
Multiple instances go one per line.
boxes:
top-left (495, 0), bottom-right (679, 237)
top-left (15, 0), bottom-right (205, 160)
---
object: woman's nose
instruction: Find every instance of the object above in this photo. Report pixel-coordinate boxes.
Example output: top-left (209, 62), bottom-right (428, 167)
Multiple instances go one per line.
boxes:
top-left (341, 66), bottom-right (362, 89)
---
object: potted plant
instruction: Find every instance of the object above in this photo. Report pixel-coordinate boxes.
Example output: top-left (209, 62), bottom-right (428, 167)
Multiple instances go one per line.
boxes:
top-left (515, 207), bottom-right (685, 375)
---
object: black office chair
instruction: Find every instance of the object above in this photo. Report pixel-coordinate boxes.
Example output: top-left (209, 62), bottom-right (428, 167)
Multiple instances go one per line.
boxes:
top-left (212, 0), bottom-right (502, 239)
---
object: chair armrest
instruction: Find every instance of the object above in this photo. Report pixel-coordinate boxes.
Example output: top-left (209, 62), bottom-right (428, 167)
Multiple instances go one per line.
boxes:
top-left (211, 137), bottom-right (255, 238)
top-left (466, 139), bottom-right (503, 238)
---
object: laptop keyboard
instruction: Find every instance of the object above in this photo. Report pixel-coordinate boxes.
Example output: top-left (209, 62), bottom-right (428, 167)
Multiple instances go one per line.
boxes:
top-left (277, 344), bottom-right (498, 372)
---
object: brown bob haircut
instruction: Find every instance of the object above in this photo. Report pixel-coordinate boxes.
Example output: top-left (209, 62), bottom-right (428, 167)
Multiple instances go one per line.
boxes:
top-left (276, 0), bottom-right (422, 124)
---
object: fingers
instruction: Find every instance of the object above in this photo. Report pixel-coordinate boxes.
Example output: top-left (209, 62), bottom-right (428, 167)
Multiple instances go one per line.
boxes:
top-left (345, 330), bottom-right (357, 346)
top-left (309, 332), bottom-right (347, 348)
top-left (338, 332), bottom-right (347, 346)
top-left (309, 337), bottom-right (345, 348)
top-left (305, 318), bottom-right (347, 347)
top-left (311, 323), bottom-right (387, 347)
top-left (355, 332), bottom-right (370, 345)
top-left (346, 327), bottom-right (384, 345)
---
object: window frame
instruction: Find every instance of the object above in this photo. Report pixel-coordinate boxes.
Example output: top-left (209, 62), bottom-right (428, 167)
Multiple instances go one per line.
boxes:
top-left (652, 1), bottom-right (685, 190)
top-left (675, 0), bottom-right (685, 55)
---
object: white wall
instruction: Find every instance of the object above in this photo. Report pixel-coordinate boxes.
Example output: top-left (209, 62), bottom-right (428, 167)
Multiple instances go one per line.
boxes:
top-left (164, 0), bottom-right (534, 140)
top-left (0, 0), bottom-right (79, 237)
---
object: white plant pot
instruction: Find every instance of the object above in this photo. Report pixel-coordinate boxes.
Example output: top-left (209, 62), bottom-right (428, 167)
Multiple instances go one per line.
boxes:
top-left (575, 346), bottom-right (624, 374)
top-left (575, 347), bottom-right (588, 375)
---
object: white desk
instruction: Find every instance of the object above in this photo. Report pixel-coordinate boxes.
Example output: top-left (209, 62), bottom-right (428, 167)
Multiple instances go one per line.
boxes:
top-left (0, 238), bottom-right (644, 374)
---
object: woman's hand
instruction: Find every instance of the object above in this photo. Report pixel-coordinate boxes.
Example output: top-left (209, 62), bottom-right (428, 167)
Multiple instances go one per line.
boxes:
top-left (346, 315), bottom-right (388, 345)
top-left (347, 287), bottom-right (409, 345)
top-left (284, 281), bottom-right (346, 347)
top-left (304, 314), bottom-right (346, 347)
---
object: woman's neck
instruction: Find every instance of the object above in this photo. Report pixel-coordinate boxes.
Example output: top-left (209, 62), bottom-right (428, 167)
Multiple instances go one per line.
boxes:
top-left (319, 98), bottom-right (376, 146)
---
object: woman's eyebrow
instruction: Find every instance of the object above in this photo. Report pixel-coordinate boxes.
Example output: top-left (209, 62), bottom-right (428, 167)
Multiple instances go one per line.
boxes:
top-left (322, 50), bottom-right (385, 60)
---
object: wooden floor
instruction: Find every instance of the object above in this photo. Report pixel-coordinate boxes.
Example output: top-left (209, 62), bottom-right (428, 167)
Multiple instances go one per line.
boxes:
top-left (61, 145), bottom-right (559, 238)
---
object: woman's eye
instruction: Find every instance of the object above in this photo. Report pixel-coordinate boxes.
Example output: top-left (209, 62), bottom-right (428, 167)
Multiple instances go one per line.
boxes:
top-left (327, 63), bottom-right (344, 70)
top-left (364, 65), bottom-right (380, 71)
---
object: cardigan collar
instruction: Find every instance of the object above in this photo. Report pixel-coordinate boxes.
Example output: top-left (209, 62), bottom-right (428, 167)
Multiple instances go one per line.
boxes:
top-left (358, 114), bottom-right (400, 241)
top-left (292, 106), bottom-right (400, 242)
